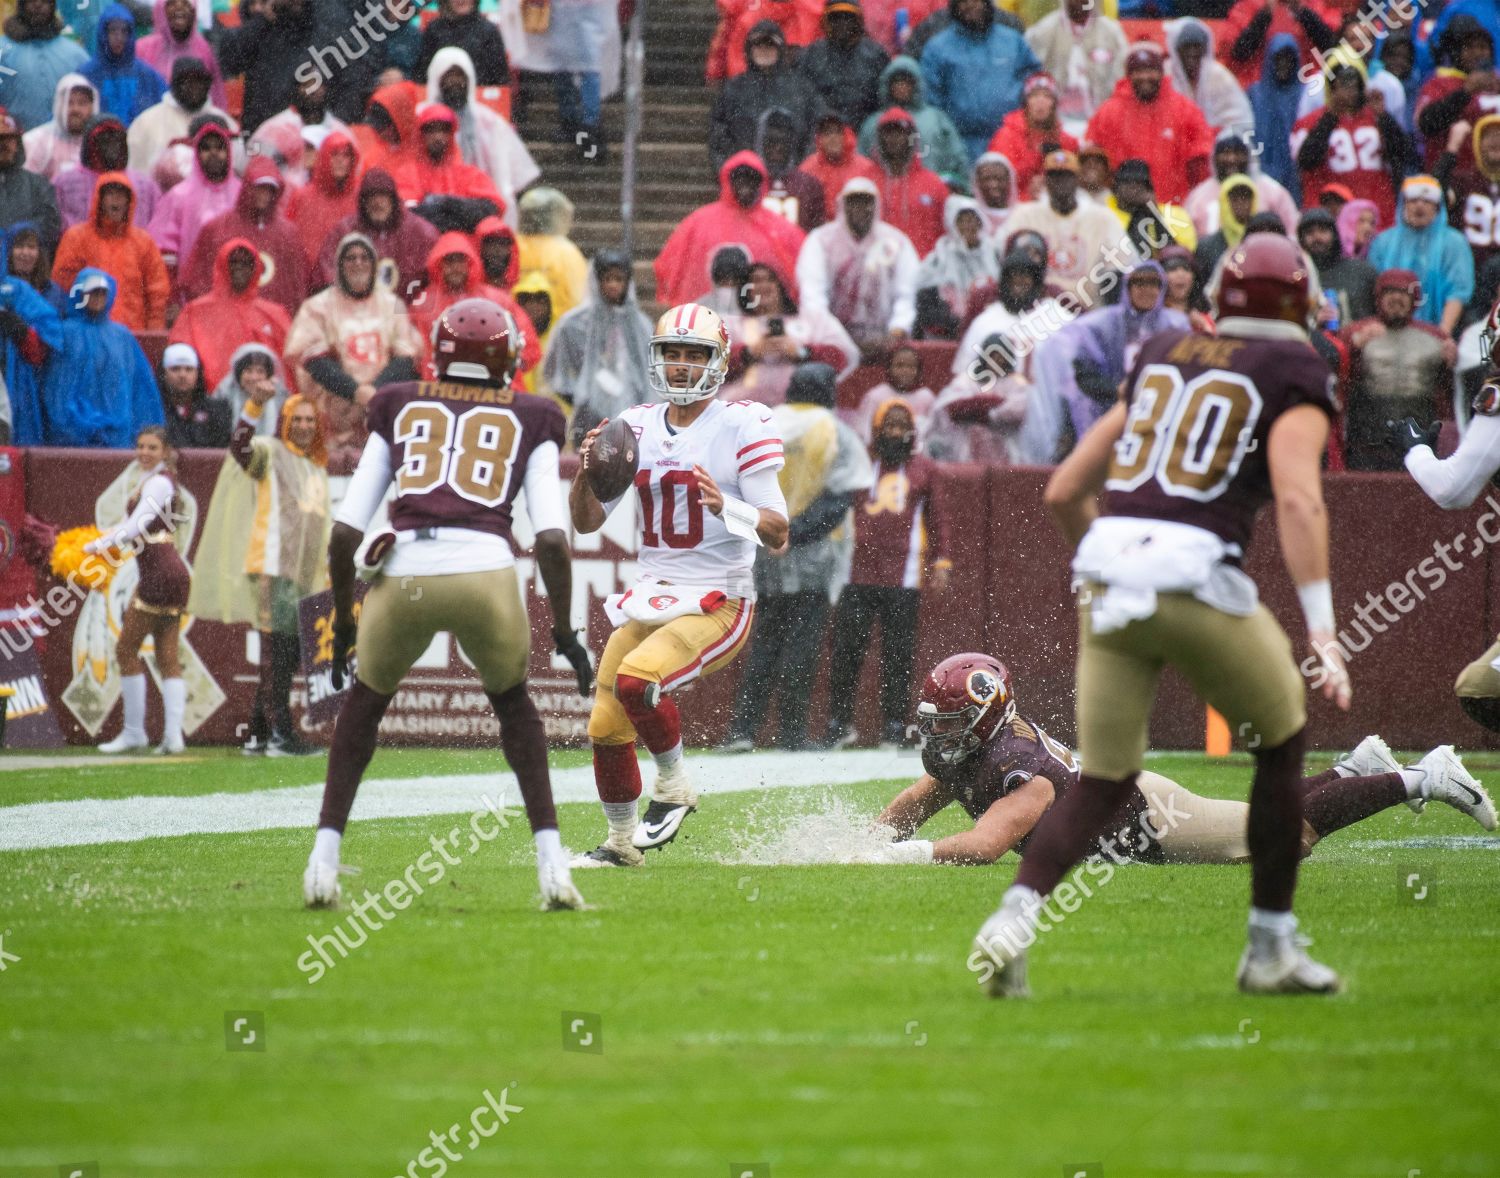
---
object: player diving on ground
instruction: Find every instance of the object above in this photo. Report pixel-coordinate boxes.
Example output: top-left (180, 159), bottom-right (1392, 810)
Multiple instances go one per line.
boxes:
top-left (864, 653), bottom-right (1495, 867)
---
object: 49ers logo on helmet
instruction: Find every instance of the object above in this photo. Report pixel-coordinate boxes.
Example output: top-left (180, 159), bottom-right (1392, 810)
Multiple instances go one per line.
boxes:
top-left (967, 670), bottom-right (1000, 705)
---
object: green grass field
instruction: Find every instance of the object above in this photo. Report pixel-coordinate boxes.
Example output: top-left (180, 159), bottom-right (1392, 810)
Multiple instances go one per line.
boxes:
top-left (2, 748), bottom-right (1498, 1178)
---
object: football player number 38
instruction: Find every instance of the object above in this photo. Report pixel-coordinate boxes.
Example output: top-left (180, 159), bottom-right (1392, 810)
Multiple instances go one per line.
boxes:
top-left (1108, 366), bottom-right (1263, 501)
top-left (394, 403), bottom-right (521, 507)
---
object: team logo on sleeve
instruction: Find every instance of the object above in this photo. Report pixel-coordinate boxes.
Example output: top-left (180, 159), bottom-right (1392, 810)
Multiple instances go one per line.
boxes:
top-left (648, 595), bottom-right (679, 610)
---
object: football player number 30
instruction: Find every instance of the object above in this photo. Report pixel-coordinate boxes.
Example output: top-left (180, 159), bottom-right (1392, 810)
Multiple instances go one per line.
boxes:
top-left (1108, 366), bottom-right (1263, 501)
top-left (394, 403), bottom-right (521, 507)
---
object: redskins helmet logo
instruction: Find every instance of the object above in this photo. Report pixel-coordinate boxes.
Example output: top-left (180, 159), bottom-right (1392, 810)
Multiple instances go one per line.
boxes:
top-left (966, 670), bottom-right (1000, 705)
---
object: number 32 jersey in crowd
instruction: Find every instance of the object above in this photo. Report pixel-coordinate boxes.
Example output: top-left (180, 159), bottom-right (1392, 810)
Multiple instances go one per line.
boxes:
top-left (1104, 329), bottom-right (1335, 552)
top-left (335, 379), bottom-right (568, 576)
top-left (611, 399), bottom-right (785, 600)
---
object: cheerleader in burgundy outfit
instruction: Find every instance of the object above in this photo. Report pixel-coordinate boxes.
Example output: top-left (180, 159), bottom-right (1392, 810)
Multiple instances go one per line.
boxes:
top-left (87, 426), bottom-right (192, 755)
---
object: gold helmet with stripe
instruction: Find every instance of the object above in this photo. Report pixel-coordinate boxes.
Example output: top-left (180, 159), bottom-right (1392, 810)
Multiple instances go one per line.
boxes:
top-left (649, 303), bottom-right (731, 405)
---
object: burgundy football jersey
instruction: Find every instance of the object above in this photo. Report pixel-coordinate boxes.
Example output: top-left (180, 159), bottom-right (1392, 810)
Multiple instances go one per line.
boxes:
top-left (1102, 330), bottom-right (1335, 555)
top-left (365, 379), bottom-right (565, 545)
top-left (1448, 168), bottom-right (1500, 274)
top-left (922, 713), bottom-right (1154, 859)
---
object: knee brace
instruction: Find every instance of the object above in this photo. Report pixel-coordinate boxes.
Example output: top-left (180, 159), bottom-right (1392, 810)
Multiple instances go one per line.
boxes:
top-left (614, 674), bottom-right (661, 716)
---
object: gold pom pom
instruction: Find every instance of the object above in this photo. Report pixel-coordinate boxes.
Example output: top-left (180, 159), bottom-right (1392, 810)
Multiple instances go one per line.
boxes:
top-left (49, 525), bottom-right (132, 592)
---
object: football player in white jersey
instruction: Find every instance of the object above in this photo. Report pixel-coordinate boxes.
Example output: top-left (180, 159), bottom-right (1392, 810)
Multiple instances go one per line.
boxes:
top-left (568, 303), bottom-right (791, 866)
top-left (1390, 299), bottom-right (1500, 731)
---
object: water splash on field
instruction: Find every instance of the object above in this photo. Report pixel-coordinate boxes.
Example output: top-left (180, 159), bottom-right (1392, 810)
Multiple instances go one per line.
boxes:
top-left (715, 791), bottom-right (897, 865)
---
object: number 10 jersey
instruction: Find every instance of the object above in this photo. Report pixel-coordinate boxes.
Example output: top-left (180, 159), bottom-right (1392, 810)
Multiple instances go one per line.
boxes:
top-left (613, 399), bottom-right (785, 600)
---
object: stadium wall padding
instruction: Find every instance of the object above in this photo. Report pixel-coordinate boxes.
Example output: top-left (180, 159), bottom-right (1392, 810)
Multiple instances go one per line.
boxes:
top-left (14, 448), bottom-right (1500, 753)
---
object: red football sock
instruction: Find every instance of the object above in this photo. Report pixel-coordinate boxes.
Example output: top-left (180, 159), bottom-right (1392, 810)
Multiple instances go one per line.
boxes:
top-left (319, 682), bottom-right (395, 832)
top-left (593, 741), bottom-right (642, 803)
top-left (1014, 772), bottom-right (1140, 897)
top-left (1300, 767), bottom-right (1343, 792)
top-left (1248, 729), bottom-right (1307, 912)
top-left (615, 673), bottom-right (682, 755)
top-left (1303, 772), bottom-right (1407, 838)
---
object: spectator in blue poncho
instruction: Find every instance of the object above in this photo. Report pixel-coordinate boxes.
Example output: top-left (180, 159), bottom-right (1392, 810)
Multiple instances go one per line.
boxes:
top-left (83, 4), bottom-right (168, 126)
top-left (1368, 174), bottom-right (1475, 336)
top-left (0, 0), bottom-right (90, 132)
top-left (920, 0), bottom-right (1039, 162)
top-left (0, 225), bottom-right (64, 445)
top-left (1039, 259), bottom-right (1189, 439)
top-left (1248, 32), bottom-right (1303, 206)
top-left (41, 268), bottom-right (161, 448)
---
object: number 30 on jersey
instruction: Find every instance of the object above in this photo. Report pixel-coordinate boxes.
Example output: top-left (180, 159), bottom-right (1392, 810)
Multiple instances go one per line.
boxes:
top-left (1108, 366), bottom-right (1263, 502)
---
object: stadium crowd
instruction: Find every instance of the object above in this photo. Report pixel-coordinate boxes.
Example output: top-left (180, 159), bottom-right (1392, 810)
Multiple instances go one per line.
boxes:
top-left (3, 0), bottom-right (1497, 470)
top-left (7, 0), bottom-right (1500, 750)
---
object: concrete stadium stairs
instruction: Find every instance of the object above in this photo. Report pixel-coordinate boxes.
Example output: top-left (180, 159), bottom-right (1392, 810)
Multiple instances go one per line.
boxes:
top-left (512, 0), bottom-right (721, 312)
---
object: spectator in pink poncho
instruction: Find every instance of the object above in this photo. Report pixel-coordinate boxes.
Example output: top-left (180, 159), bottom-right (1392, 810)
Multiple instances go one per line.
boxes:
top-left (1337, 198), bottom-right (1381, 261)
top-left (146, 120), bottom-right (240, 273)
top-left (136, 0), bottom-right (226, 109)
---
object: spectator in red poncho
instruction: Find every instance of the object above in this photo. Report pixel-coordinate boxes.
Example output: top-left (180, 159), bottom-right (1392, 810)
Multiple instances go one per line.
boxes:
top-left (412, 230), bottom-right (541, 375)
top-left (798, 113), bottom-right (880, 228)
top-left (168, 237), bottom-right (291, 390)
top-left (1085, 42), bottom-right (1213, 205)
top-left (472, 215), bottom-right (542, 364)
top-left (315, 167), bottom-right (436, 301)
top-left (986, 73), bottom-right (1078, 200)
top-left (869, 108), bottom-right (948, 257)
top-left (180, 156), bottom-right (308, 313)
top-left (351, 81), bottom-right (421, 181)
top-left (707, 0), bottom-right (821, 81)
top-left (654, 150), bottom-right (807, 306)
top-left (285, 130), bottom-right (361, 267)
top-left (392, 101), bottom-right (503, 214)
top-left (1219, 0), bottom-right (1339, 91)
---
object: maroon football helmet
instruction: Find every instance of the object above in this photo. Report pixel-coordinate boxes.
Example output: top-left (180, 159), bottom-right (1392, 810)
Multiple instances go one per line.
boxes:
top-left (915, 653), bottom-right (1016, 765)
top-left (1214, 234), bottom-right (1312, 327)
top-left (432, 297), bottom-right (521, 386)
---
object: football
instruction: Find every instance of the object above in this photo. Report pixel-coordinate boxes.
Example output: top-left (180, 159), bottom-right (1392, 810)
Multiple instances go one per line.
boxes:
top-left (586, 416), bottom-right (639, 503)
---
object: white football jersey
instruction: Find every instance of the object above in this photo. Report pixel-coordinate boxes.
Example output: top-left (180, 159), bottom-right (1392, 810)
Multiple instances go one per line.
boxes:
top-left (611, 399), bottom-right (785, 598)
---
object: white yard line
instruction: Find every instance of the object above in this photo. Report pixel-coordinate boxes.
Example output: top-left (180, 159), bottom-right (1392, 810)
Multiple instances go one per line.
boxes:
top-left (0, 748), bottom-right (916, 851)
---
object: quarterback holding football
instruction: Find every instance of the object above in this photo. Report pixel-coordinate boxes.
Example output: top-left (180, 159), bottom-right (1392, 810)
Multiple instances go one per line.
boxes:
top-left (568, 303), bottom-right (791, 867)
top-left (869, 653), bottom-right (1494, 868)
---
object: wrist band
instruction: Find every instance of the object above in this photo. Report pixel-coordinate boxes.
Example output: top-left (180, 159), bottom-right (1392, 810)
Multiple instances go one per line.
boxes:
top-left (719, 495), bottom-right (762, 545)
top-left (1298, 579), bottom-right (1335, 635)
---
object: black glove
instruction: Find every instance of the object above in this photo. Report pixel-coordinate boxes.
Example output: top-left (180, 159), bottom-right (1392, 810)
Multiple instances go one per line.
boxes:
top-left (1386, 417), bottom-right (1441, 457)
top-left (330, 615), bottom-right (357, 691)
top-left (554, 628), bottom-right (594, 697)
